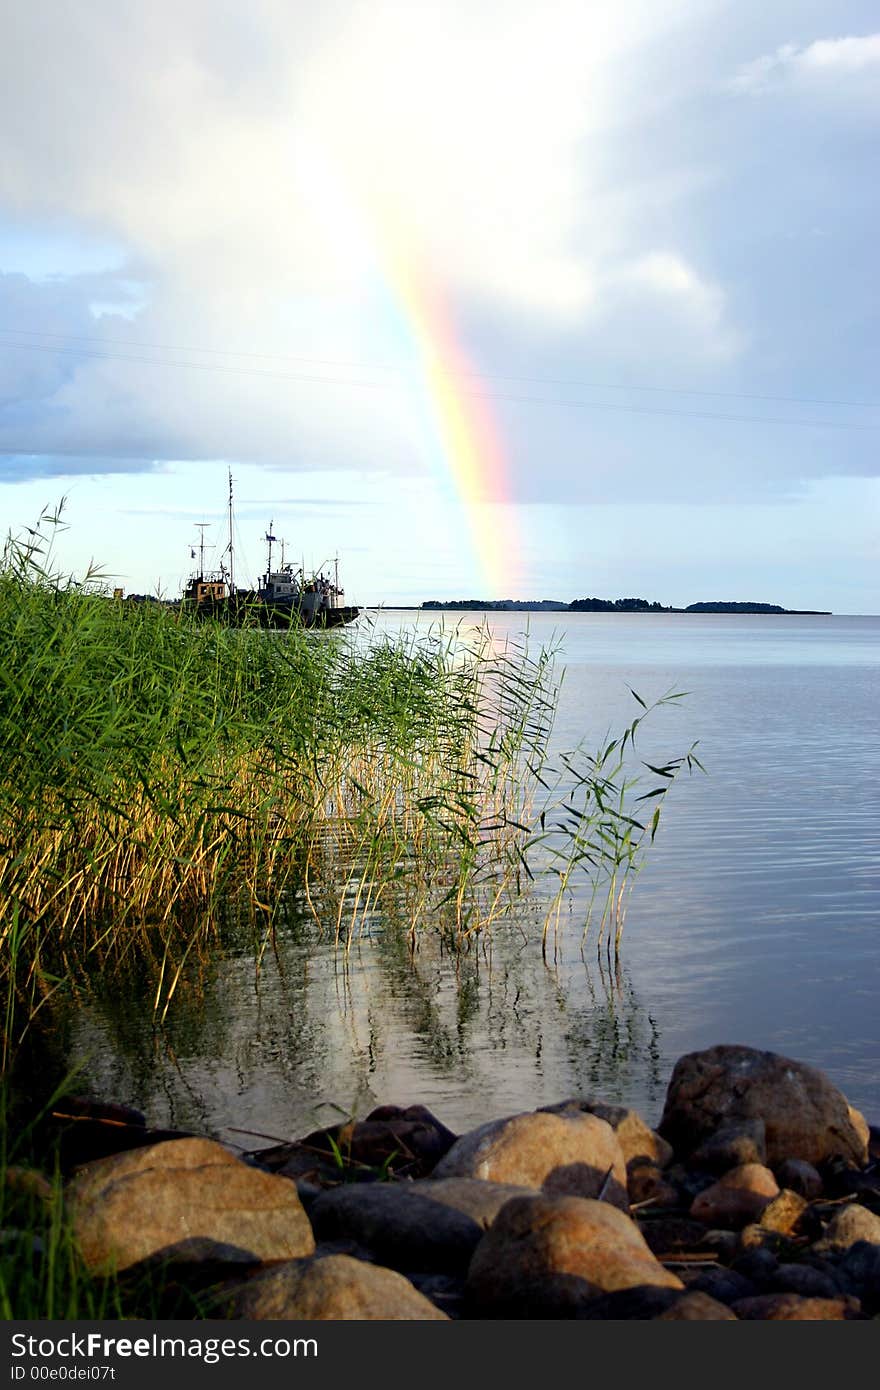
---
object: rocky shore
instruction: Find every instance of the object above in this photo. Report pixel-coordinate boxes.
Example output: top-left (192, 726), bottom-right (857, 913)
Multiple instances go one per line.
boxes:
top-left (12, 1045), bottom-right (880, 1319)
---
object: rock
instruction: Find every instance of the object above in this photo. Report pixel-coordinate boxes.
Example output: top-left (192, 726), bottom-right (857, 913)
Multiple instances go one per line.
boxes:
top-left (773, 1158), bottom-right (823, 1200)
top-left (465, 1194), bottom-right (682, 1317)
top-left (574, 1286), bottom-right (683, 1319)
top-left (309, 1177), bottom-right (533, 1273)
top-left (432, 1110), bottom-right (628, 1209)
top-left (736, 1224), bottom-right (796, 1258)
top-left (819, 1159), bottom-right (880, 1202)
top-left (47, 1095), bottom-right (196, 1173)
top-left (690, 1120), bottom-right (767, 1173)
top-left (627, 1161), bottom-right (679, 1208)
top-left (683, 1266), bottom-right (756, 1305)
top-left (540, 1099), bottom-right (673, 1168)
top-left (731, 1293), bottom-right (863, 1320)
top-left (759, 1189), bottom-right (808, 1235)
top-left (663, 1163), bottom-right (716, 1204)
top-left (658, 1045), bottom-right (869, 1166)
top-left (405, 1271), bottom-right (466, 1319)
top-left (690, 1164), bottom-right (779, 1228)
top-left (251, 1105), bottom-right (457, 1185)
top-left (813, 1202), bottom-right (880, 1254)
top-left (653, 1291), bottom-right (738, 1320)
top-left (837, 1241), bottom-right (880, 1311)
top-left (637, 1217), bottom-right (713, 1258)
top-left (218, 1254), bottom-right (448, 1319)
top-left (699, 1229), bottom-right (740, 1263)
top-left (3, 1167), bottom-right (54, 1206)
top-left (730, 1247), bottom-right (779, 1286)
top-left (67, 1137), bottom-right (315, 1273)
top-left (56, 1096), bottom-right (147, 1128)
top-left (771, 1264), bottom-right (842, 1300)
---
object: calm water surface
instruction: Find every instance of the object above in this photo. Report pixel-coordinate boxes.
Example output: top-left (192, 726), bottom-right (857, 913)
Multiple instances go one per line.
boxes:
top-left (60, 613), bottom-right (880, 1143)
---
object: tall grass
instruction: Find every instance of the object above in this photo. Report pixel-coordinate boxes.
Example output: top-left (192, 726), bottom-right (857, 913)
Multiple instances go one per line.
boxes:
top-left (1, 506), bottom-right (701, 1053)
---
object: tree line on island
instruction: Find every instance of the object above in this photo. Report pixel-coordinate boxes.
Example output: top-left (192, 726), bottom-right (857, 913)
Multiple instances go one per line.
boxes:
top-left (421, 598), bottom-right (831, 614)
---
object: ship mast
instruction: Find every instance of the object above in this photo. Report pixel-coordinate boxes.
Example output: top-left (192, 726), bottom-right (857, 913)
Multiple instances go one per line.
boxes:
top-left (265, 521), bottom-right (275, 580)
top-left (226, 468), bottom-right (235, 592)
top-left (194, 523), bottom-right (209, 578)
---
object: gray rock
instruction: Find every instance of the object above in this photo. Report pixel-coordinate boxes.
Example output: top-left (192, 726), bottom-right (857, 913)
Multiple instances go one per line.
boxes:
top-left (218, 1254), bottom-right (448, 1319)
top-left (730, 1247), bottom-right (779, 1286)
top-left (433, 1110), bottom-right (628, 1208)
top-left (684, 1266), bottom-right (756, 1305)
top-left (309, 1177), bottom-right (533, 1273)
top-left (773, 1158), bottom-right (823, 1200)
top-left (771, 1263), bottom-right (842, 1300)
top-left (658, 1045), bottom-right (869, 1166)
top-left (575, 1286), bottom-right (682, 1320)
top-left (837, 1240), bottom-right (880, 1310)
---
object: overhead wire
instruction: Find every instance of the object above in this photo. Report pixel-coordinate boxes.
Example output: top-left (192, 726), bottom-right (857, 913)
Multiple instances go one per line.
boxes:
top-left (0, 329), bottom-right (877, 432)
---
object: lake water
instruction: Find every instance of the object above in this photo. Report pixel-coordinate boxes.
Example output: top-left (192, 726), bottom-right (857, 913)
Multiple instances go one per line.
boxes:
top-left (54, 612), bottom-right (880, 1146)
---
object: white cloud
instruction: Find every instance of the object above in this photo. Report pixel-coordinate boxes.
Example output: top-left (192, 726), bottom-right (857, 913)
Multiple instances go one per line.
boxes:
top-left (0, 0), bottom-right (742, 493)
top-left (731, 33), bottom-right (880, 93)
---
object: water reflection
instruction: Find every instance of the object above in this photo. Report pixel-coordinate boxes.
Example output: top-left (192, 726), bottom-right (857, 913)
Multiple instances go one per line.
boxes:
top-left (16, 614), bottom-right (880, 1136)
top-left (46, 899), bottom-right (667, 1144)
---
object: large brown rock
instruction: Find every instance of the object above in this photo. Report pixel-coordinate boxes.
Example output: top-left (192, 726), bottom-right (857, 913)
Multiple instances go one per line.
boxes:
top-left (309, 1177), bottom-right (534, 1272)
top-left (67, 1137), bottom-right (315, 1273)
top-left (540, 1100), bottom-right (673, 1169)
top-left (218, 1254), bottom-right (448, 1320)
top-left (465, 1194), bottom-right (682, 1316)
top-left (658, 1045), bottom-right (869, 1166)
top-left (432, 1110), bottom-right (628, 1208)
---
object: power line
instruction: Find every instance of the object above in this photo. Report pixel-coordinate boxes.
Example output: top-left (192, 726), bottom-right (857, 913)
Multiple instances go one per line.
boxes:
top-left (1, 332), bottom-right (877, 432)
top-left (1, 324), bottom-right (878, 411)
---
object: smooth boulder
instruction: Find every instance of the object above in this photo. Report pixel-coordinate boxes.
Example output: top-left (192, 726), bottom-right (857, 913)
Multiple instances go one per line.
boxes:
top-left (466, 1193), bottom-right (682, 1316)
top-left (67, 1137), bottom-right (315, 1273)
top-left (218, 1254), bottom-right (448, 1320)
top-left (432, 1110), bottom-right (628, 1208)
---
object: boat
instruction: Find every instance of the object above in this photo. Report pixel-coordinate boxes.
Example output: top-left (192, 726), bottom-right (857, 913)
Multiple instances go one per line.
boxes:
top-left (180, 473), bottom-right (360, 629)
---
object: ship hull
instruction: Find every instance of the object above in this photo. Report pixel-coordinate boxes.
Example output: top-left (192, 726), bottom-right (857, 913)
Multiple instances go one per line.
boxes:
top-left (180, 595), bottom-right (359, 629)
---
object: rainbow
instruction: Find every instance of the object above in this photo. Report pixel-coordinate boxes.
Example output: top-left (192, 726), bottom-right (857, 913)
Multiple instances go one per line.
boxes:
top-left (386, 248), bottom-right (521, 598)
top-left (301, 134), bottom-right (521, 597)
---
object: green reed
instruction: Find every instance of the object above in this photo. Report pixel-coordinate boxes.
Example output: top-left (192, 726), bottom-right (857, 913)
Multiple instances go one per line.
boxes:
top-left (1, 505), bottom-right (701, 1048)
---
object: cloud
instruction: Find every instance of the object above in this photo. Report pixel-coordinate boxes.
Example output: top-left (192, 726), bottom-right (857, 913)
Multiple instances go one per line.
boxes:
top-left (730, 33), bottom-right (880, 94)
top-left (0, 0), bottom-right (747, 494)
top-left (600, 251), bottom-right (742, 362)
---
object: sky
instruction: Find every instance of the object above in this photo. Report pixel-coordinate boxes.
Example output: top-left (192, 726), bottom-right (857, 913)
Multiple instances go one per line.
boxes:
top-left (0, 0), bottom-right (878, 611)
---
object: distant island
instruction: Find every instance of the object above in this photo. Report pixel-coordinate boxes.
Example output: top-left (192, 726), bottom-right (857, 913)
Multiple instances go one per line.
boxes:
top-left (420, 598), bottom-right (831, 614)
